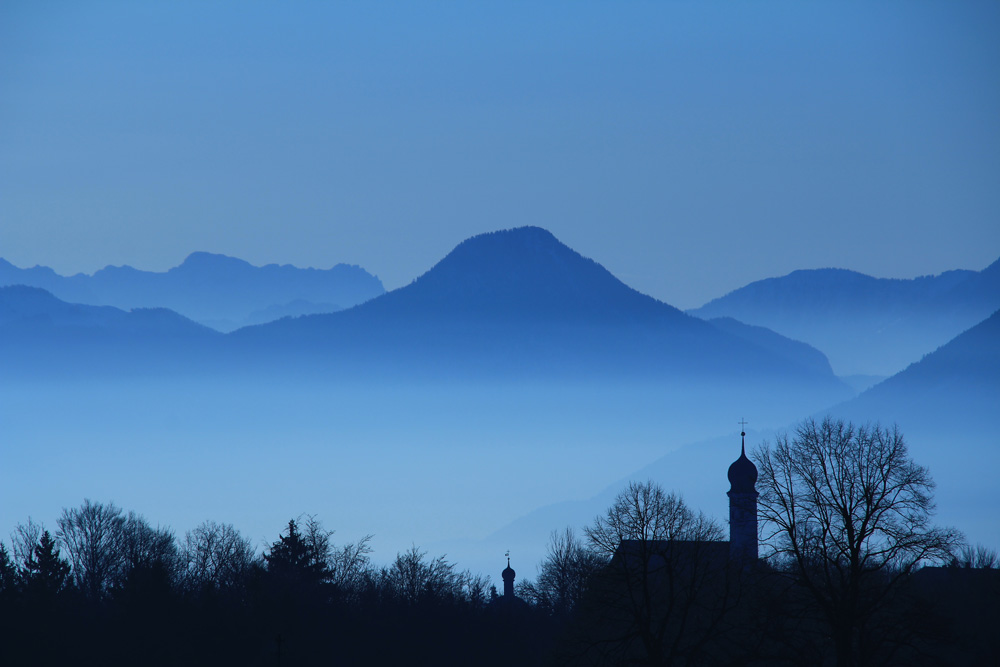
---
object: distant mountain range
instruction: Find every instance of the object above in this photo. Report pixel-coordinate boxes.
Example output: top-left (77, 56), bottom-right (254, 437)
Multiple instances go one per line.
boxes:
top-left (836, 307), bottom-right (1000, 433)
top-left (0, 285), bottom-right (221, 377)
top-left (0, 252), bottom-right (385, 331)
top-left (232, 228), bottom-right (844, 382)
top-left (688, 259), bottom-right (1000, 377)
top-left (223, 227), bottom-right (851, 423)
top-left (5, 227), bottom-right (997, 576)
top-left (0, 227), bottom-right (851, 421)
top-left (479, 306), bottom-right (1000, 571)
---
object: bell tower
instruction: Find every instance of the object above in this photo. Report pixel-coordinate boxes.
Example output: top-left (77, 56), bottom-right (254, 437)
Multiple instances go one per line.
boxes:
top-left (727, 424), bottom-right (759, 563)
top-left (502, 553), bottom-right (516, 597)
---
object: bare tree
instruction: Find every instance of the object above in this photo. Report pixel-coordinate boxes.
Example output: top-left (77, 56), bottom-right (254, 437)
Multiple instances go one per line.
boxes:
top-left (328, 533), bottom-right (374, 595)
top-left (385, 545), bottom-right (460, 604)
top-left (579, 481), bottom-right (733, 666)
top-left (456, 569), bottom-right (492, 608)
top-left (11, 518), bottom-right (44, 571)
top-left (525, 527), bottom-right (604, 616)
top-left (117, 512), bottom-right (180, 587)
top-left (56, 499), bottom-right (126, 600)
top-left (755, 417), bottom-right (963, 667)
top-left (952, 543), bottom-right (1000, 570)
top-left (282, 514), bottom-right (375, 597)
top-left (181, 520), bottom-right (257, 593)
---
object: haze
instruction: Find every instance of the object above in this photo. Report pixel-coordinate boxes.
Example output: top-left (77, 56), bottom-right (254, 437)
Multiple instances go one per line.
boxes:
top-left (1, 2), bottom-right (998, 580)
top-left (2, 1), bottom-right (998, 309)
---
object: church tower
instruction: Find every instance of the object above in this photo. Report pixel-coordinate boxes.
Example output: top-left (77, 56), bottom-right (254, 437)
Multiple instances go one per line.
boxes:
top-left (502, 556), bottom-right (516, 598)
top-left (727, 428), bottom-right (759, 563)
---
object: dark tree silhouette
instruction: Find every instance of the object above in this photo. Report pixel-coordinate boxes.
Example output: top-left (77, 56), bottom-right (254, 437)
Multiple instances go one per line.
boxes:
top-left (755, 417), bottom-right (963, 667)
top-left (11, 518), bottom-right (44, 571)
top-left (118, 512), bottom-right (178, 576)
top-left (575, 481), bottom-right (735, 666)
top-left (180, 520), bottom-right (257, 594)
top-left (0, 543), bottom-right (17, 595)
top-left (56, 499), bottom-right (126, 600)
top-left (952, 543), bottom-right (1000, 569)
top-left (23, 530), bottom-right (71, 597)
top-left (385, 545), bottom-right (460, 604)
top-left (520, 527), bottom-right (604, 617)
top-left (264, 518), bottom-right (330, 586)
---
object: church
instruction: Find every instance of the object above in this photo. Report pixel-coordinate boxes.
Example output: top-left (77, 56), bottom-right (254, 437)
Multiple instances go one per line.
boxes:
top-left (727, 428), bottom-right (759, 564)
top-left (609, 428), bottom-right (761, 572)
top-left (499, 429), bottom-right (761, 597)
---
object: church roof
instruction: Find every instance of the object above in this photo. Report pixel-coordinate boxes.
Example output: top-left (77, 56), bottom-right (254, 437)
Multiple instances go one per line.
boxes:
top-left (502, 557), bottom-right (515, 581)
top-left (728, 431), bottom-right (758, 494)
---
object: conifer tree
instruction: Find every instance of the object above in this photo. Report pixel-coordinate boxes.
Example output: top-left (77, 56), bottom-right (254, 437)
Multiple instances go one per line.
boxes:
top-left (24, 530), bottom-right (71, 597)
top-left (0, 543), bottom-right (18, 595)
top-left (264, 519), bottom-right (329, 585)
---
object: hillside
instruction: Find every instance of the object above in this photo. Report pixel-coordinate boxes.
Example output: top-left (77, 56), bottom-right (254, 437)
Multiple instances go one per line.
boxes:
top-left (229, 227), bottom-right (851, 421)
top-left (688, 259), bottom-right (1000, 376)
top-left (0, 285), bottom-right (221, 376)
top-left (0, 252), bottom-right (385, 331)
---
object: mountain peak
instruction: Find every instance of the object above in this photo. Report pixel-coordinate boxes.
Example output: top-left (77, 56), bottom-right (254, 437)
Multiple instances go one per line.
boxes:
top-left (176, 252), bottom-right (254, 273)
top-left (369, 226), bottom-right (675, 321)
top-left (432, 227), bottom-right (569, 274)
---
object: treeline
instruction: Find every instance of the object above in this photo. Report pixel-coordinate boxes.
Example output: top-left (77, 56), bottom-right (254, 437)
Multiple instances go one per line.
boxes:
top-left (2, 419), bottom-right (998, 665)
top-left (1, 498), bottom-right (995, 666)
top-left (0, 501), bottom-right (553, 666)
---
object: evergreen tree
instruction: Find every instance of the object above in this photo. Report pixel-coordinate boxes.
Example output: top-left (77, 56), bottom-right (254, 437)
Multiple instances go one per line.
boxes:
top-left (264, 519), bottom-right (329, 586)
top-left (0, 543), bottom-right (19, 595)
top-left (23, 530), bottom-right (71, 597)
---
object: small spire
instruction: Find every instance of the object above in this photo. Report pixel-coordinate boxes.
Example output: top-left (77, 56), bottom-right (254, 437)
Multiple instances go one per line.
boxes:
top-left (739, 418), bottom-right (748, 455)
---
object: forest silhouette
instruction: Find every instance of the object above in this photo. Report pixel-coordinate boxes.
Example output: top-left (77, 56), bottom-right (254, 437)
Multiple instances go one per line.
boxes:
top-left (1, 420), bottom-right (996, 666)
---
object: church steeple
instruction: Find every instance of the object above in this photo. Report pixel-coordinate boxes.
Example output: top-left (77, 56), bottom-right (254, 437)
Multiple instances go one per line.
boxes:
top-left (727, 423), bottom-right (759, 563)
top-left (502, 553), bottom-right (516, 598)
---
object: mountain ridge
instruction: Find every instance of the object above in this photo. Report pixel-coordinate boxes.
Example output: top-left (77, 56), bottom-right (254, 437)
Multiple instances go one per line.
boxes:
top-left (0, 252), bottom-right (385, 331)
top-left (228, 227), bottom-right (851, 424)
top-left (687, 258), bottom-right (1000, 376)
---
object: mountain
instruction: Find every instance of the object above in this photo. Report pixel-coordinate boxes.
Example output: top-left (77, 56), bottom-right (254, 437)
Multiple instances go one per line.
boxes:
top-left (477, 308), bottom-right (1000, 576)
top-left (231, 227), bottom-right (850, 418)
top-left (703, 317), bottom-right (833, 377)
top-left (0, 252), bottom-right (385, 331)
top-left (687, 259), bottom-right (1000, 376)
top-left (0, 285), bottom-right (221, 376)
top-left (835, 308), bottom-right (1000, 433)
top-left (827, 309), bottom-right (1000, 548)
top-left (0, 227), bottom-right (852, 419)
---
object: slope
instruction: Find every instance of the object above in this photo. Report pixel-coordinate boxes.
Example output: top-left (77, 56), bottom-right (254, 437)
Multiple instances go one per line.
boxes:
top-left (0, 253), bottom-right (385, 331)
top-left (0, 285), bottom-right (221, 377)
top-left (231, 227), bottom-right (851, 421)
top-left (688, 260), bottom-right (1000, 376)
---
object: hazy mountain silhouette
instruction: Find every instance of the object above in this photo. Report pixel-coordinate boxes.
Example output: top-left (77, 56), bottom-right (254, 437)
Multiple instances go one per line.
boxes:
top-left (0, 252), bottom-right (384, 331)
top-left (835, 308), bottom-right (999, 432)
top-left (688, 258), bottom-right (1000, 376)
top-left (825, 309), bottom-right (1000, 547)
top-left (242, 299), bottom-right (344, 327)
top-left (0, 285), bottom-right (221, 376)
top-left (231, 228), bottom-right (850, 412)
top-left (480, 309), bottom-right (1000, 575)
top-left (703, 317), bottom-right (833, 377)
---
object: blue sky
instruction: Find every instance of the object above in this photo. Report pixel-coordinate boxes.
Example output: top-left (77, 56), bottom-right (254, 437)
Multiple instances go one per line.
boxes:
top-left (2, 0), bottom-right (998, 309)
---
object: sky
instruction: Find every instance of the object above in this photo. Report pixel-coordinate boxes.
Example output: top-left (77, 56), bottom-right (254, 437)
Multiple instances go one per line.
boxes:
top-left (2, 1), bottom-right (999, 309)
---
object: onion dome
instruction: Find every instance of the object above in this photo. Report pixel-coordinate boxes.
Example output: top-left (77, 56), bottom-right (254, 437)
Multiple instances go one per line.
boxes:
top-left (728, 431), bottom-right (758, 494)
top-left (502, 557), bottom-right (515, 583)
